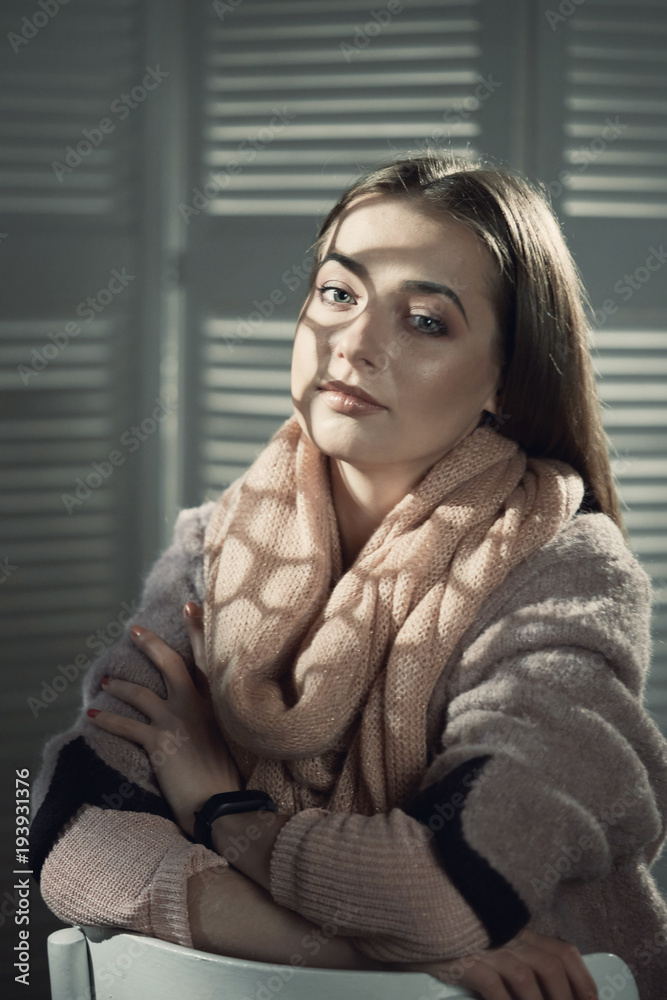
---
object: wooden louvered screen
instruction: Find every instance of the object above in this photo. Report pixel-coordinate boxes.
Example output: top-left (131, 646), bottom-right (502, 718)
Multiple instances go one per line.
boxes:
top-left (532, 0), bottom-right (667, 735)
top-left (561, 4), bottom-right (667, 220)
top-left (183, 0), bottom-right (516, 500)
top-left (201, 0), bottom-right (486, 217)
top-left (0, 0), bottom-right (152, 750)
top-left (593, 329), bottom-right (667, 729)
top-left (0, 0), bottom-right (167, 990)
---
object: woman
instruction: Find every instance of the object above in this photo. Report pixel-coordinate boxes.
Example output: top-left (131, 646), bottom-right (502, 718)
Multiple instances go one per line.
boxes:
top-left (31, 152), bottom-right (667, 1000)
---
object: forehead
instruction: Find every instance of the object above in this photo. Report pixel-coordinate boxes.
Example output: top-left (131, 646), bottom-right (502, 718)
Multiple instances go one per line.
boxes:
top-left (321, 193), bottom-right (496, 296)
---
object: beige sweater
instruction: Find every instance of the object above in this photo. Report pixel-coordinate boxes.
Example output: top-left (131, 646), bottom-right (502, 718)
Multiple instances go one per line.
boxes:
top-left (30, 502), bottom-right (667, 999)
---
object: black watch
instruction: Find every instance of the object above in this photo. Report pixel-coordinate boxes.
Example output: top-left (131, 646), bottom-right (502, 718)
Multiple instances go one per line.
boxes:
top-left (193, 790), bottom-right (278, 850)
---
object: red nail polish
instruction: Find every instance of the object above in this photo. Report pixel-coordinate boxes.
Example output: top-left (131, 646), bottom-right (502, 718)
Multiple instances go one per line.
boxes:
top-left (87, 709), bottom-right (100, 718)
top-left (101, 676), bottom-right (109, 686)
top-left (131, 626), bottom-right (146, 638)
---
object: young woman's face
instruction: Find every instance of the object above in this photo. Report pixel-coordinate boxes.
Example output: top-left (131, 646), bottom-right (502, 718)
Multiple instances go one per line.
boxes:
top-left (291, 193), bottom-right (502, 472)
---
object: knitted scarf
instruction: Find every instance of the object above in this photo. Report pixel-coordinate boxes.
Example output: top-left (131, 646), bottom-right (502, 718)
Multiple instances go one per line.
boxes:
top-left (202, 413), bottom-right (584, 817)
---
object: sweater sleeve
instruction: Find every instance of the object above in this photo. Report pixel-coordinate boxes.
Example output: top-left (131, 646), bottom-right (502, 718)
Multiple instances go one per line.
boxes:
top-left (270, 806), bottom-right (491, 962)
top-left (30, 501), bottom-right (229, 948)
top-left (268, 513), bottom-right (667, 963)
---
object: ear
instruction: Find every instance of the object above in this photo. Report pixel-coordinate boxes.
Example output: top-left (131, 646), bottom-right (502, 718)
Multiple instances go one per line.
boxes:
top-left (482, 365), bottom-right (505, 416)
top-left (481, 387), bottom-right (500, 416)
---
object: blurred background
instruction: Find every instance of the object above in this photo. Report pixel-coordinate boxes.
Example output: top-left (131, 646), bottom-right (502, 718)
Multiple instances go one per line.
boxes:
top-left (1, 0), bottom-right (666, 994)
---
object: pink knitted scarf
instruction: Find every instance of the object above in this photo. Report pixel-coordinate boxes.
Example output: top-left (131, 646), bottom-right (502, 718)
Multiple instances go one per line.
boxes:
top-left (202, 414), bottom-right (584, 817)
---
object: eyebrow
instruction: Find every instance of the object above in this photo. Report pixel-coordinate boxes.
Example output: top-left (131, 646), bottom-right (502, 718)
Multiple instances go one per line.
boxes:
top-left (318, 251), bottom-right (469, 327)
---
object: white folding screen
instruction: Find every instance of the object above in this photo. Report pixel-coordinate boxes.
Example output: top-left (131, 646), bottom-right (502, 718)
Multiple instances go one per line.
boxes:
top-left (531, 0), bottom-right (667, 731)
top-left (0, 0), bottom-right (151, 752)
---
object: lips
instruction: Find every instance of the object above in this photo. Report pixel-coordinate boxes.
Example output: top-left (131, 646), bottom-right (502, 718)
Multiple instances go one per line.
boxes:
top-left (319, 380), bottom-right (385, 408)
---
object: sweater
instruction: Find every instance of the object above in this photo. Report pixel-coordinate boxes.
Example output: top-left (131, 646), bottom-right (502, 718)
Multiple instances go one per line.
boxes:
top-left (29, 501), bottom-right (667, 999)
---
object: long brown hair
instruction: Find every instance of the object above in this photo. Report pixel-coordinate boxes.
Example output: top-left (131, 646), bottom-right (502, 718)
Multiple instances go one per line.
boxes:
top-left (308, 150), bottom-right (628, 542)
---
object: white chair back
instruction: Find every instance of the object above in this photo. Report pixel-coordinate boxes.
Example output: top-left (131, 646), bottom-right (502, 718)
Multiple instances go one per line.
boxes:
top-left (47, 926), bottom-right (641, 1000)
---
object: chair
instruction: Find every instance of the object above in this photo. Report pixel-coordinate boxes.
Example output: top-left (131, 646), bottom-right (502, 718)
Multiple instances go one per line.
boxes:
top-left (47, 925), bottom-right (641, 999)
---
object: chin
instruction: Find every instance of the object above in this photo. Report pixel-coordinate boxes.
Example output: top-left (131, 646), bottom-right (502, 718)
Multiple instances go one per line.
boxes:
top-left (314, 425), bottom-right (390, 468)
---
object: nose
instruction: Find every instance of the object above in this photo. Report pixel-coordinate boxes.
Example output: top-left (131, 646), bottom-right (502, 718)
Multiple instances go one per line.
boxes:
top-left (332, 301), bottom-right (389, 372)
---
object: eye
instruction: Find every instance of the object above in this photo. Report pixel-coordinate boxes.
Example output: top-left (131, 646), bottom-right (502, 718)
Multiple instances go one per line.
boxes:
top-left (317, 284), bottom-right (356, 306)
top-left (408, 312), bottom-right (450, 337)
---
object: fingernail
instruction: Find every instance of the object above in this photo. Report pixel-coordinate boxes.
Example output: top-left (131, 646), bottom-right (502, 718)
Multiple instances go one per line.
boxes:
top-left (184, 603), bottom-right (201, 618)
top-left (87, 709), bottom-right (100, 718)
top-left (131, 626), bottom-right (146, 638)
top-left (101, 676), bottom-right (109, 686)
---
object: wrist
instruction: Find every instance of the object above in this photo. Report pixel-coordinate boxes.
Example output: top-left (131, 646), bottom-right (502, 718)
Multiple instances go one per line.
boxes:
top-left (211, 809), bottom-right (290, 893)
top-left (193, 789), bottom-right (274, 850)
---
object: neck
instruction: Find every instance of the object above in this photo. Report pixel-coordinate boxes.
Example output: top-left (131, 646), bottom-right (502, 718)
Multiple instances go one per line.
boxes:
top-left (325, 419), bottom-right (489, 572)
top-left (328, 457), bottom-right (424, 571)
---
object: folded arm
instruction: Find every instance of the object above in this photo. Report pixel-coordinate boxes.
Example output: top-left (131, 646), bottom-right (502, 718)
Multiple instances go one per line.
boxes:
top-left (31, 503), bottom-right (231, 948)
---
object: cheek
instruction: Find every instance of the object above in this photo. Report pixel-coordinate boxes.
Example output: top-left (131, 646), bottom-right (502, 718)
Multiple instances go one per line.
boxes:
top-left (291, 324), bottom-right (319, 393)
top-left (407, 349), bottom-right (496, 413)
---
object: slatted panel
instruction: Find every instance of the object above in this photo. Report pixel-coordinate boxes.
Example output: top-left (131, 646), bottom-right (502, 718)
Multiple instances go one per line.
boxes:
top-left (199, 319), bottom-right (294, 493)
top-left (0, 0), bottom-right (142, 220)
top-left (0, 4), bottom-right (154, 993)
top-left (562, 0), bottom-right (667, 218)
top-left (190, 0), bottom-right (500, 497)
top-left (0, 317), bottom-right (122, 661)
top-left (592, 330), bottom-right (667, 730)
top-left (533, 0), bottom-right (667, 743)
top-left (200, 0), bottom-right (484, 216)
top-left (0, 0), bottom-right (146, 764)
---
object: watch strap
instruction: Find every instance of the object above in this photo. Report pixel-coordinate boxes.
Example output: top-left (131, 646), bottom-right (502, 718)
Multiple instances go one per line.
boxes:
top-left (193, 790), bottom-right (277, 850)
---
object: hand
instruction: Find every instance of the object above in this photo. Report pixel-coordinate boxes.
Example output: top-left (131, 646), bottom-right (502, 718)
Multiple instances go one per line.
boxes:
top-left (87, 602), bottom-right (243, 837)
top-left (395, 929), bottom-right (599, 1000)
